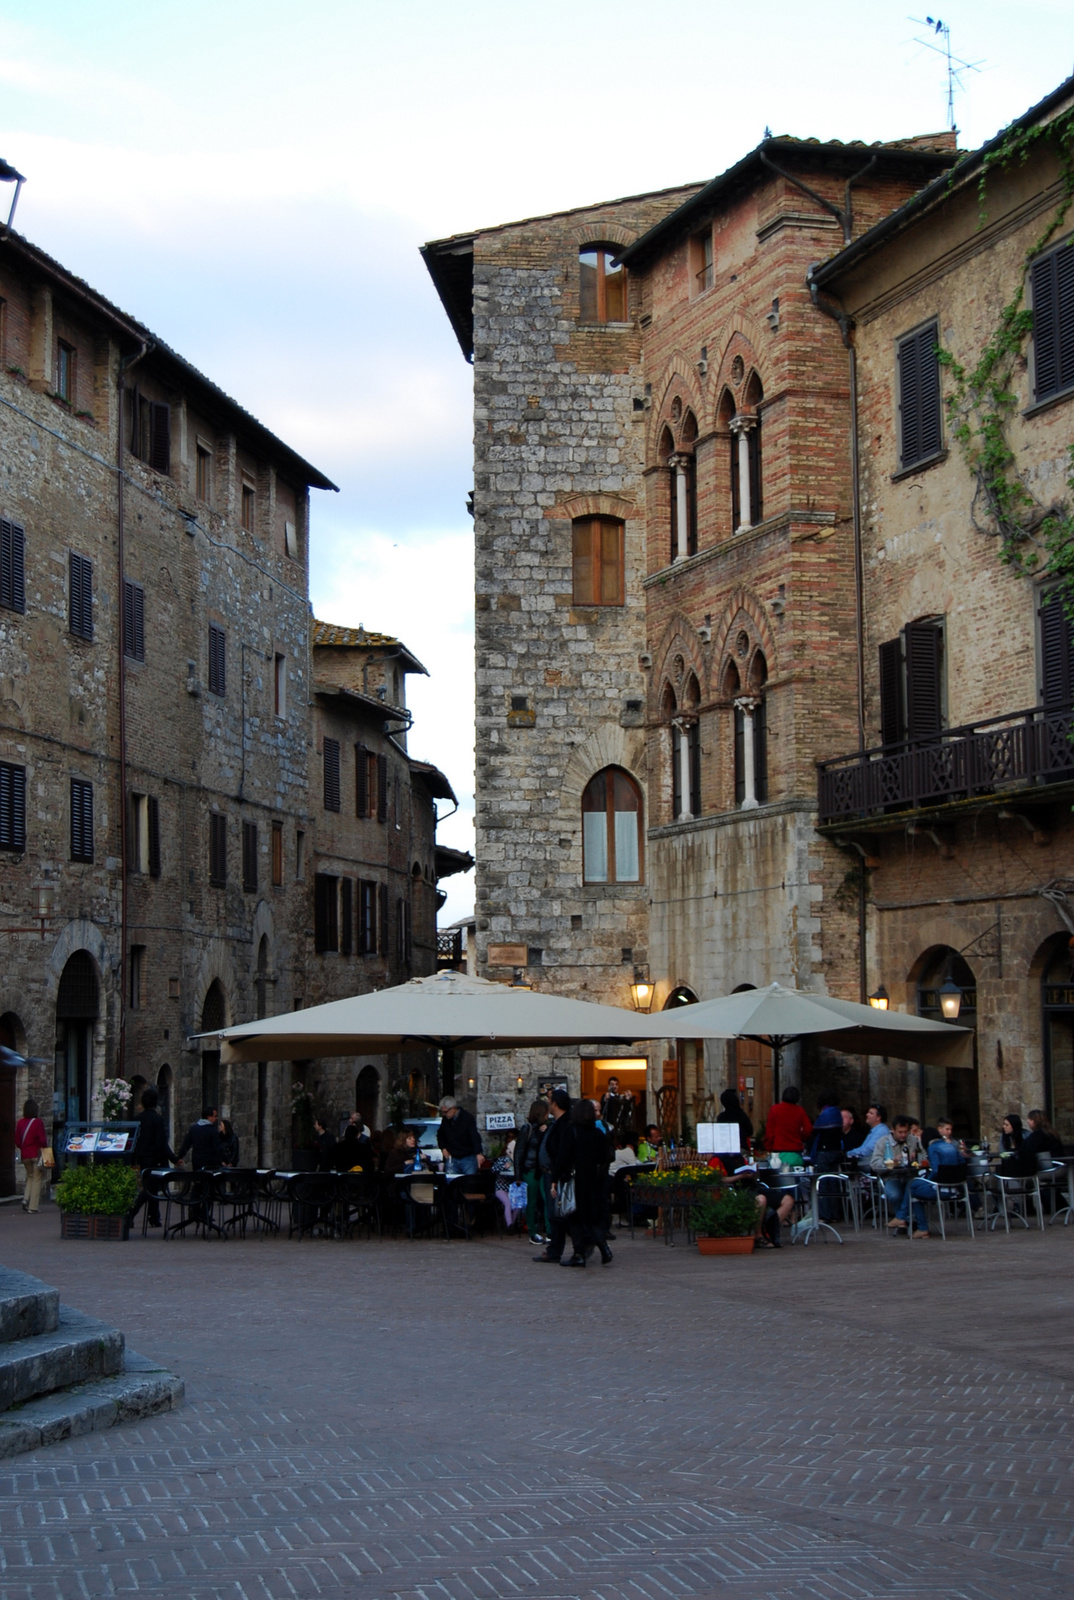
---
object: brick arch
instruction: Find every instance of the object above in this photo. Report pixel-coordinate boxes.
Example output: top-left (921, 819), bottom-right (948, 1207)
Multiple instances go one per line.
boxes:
top-left (706, 314), bottom-right (774, 432)
top-left (566, 222), bottom-right (641, 252)
top-left (712, 588), bottom-right (778, 689)
top-left (560, 725), bottom-right (646, 825)
top-left (192, 938), bottom-right (239, 1034)
top-left (647, 356), bottom-right (706, 465)
top-left (651, 614), bottom-right (709, 709)
top-left (546, 491), bottom-right (638, 522)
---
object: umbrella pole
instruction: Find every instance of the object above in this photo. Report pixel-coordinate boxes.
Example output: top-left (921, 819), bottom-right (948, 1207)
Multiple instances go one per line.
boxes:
top-left (772, 1039), bottom-right (782, 1104)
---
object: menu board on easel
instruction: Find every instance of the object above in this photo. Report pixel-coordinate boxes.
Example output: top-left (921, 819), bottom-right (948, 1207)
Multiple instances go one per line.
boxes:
top-left (65, 1131), bottom-right (99, 1153)
top-left (696, 1123), bottom-right (741, 1155)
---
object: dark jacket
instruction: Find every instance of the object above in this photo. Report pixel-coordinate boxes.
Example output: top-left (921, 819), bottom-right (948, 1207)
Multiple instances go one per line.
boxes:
top-left (539, 1111), bottom-right (571, 1174)
top-left (554, 1123), bottom-right (614, 1223)
top-left (313, 1130), bottom-right (336, 1171)
top-left (716, 1090), bottom-right (754, 1145)
top-left (438, 1107), bottom-right (483, 1160)
top-left (177, 1119), bottom-right (223, 1170)
top-left (337, 1128), bottom-right (373, 1170)
top-left (132, 1108), bottom-right (175, 1170)
top-left (1022, 1127), bottom-right (1063, 1161)
top-left (513, 1121), bottom-right (546, 1180)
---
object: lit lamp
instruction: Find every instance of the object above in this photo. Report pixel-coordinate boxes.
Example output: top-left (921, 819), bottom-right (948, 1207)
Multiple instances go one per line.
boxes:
top-left (630, 978), bottom-right (654, 1013)
top-left (467, 1076), bottom-right (476, 1090)
top-left (516, 1075), bottom-right (524, 1092)
top-left (868, 985), bottom-right (889, 1011)
top-left (938, 977), bottom-right (963, 1021)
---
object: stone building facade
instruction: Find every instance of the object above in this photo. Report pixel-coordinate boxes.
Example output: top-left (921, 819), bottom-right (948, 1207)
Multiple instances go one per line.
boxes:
top-left (811, 77), bottom-right (1074, 1139)
top-left (0, 226), bottom-right (469, 1192)
top-left (424, 131), bottom-right (976, 1132)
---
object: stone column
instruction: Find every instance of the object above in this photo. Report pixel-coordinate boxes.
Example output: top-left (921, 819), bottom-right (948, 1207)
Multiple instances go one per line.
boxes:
top-left (730, 415), bottom-right (757, 530)
top-left (735, 696), bottom-right (760, 809)
top-left (674, 718), bottom-right (692, 818)
top-left (669, 454), bottom-right (690, 560)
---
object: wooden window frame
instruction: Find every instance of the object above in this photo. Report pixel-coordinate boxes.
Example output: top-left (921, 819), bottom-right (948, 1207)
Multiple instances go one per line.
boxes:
top-left (0, 517), bottom-right (26, 614)
top-left (581, 766), bottom-right (643, 885)
top-left (195, 442), bottom-right (212, 503)
top-left (579, 246), bottom-right (628, 324)
top-left (56, 339), bottom-right (76, 404)
top-left (0, 760), bottom-right (26, 852)
top-left (129, 945), bottom-right (146, 1011)
top-left (896, 319), bottom-right (943, 472)
top-left (323, 737), bottom-right (341, 812)
top-left (572, 516), bottom-right (625, 606)
top-left (209, 811), bottom-right (227, 887)
top-left (69, 552), bottom-right (93, 641)
top-left (314, 873), bottom-right (340, 953)
top-left (271, 821), bottom-right (283, 886)
top-left (274, 653), bottom-right (286, 717)
top-left (240, 481), bottom-right (256, 532)
top-left (242, 820), bottom-right (258, 894)
top-left (70, 777), bottom-right (94, 863)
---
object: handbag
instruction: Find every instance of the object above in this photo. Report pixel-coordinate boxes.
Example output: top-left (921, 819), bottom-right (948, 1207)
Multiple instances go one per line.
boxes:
top-left (556, 1176), bottom-right (577, 1217)
top-left (507, 1181), bottom-right (528, 1211)
top-left (40, 1147), bottom-right (55, 1169)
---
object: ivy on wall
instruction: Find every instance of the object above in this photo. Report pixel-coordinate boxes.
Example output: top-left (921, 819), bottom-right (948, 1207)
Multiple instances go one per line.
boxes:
top-left (937, 106), bottom-right (1074, 603)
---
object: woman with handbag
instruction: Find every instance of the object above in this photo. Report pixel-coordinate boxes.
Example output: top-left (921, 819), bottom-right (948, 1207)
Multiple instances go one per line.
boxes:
top-left (557, 1098), bottom-right (614, 1269)
top-left (15, 1098), bottom-right (49, 1214)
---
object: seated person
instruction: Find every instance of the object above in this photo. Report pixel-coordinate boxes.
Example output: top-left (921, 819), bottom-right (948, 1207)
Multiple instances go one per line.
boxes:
top-left (845, 1104), bottom-right (889, 1166)
top-left (1023, 1109), bottom-right (1063, 1161)
top-left (382, 1129), bottom-right (421, 1175)
top-left (735, 1168), bottom-right (796, 1247)
top-left (763, 1087), bottom-right (813, 1156)
top-left (998, 1112), bottom-right (1038, 1176)
top-left (609, 1135), bottom-right (639, 1174)
top-left (338, 1122), bottom-right (376, 1172)
top-left (637, 1126), bottom-right (662, 1162)
top-left (809, 1095), bottom-right (845, 1220)
top-left (873, 1115), bottom-right (926, 1229)
top-left (891, 1116), bottom-right (970, 1234)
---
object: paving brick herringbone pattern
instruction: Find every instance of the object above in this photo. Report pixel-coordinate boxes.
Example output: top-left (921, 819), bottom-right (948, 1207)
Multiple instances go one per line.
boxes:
top-left (1, 1211), bottom-right (1072, 1598)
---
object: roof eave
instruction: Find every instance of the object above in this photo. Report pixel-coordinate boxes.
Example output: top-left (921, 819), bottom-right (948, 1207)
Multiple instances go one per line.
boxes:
top-left (420, 238), bottom-right (475, 363)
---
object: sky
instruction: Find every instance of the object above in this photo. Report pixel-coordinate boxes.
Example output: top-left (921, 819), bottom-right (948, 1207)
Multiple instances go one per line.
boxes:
top-left (2, 0), bottom-right (1071, 923)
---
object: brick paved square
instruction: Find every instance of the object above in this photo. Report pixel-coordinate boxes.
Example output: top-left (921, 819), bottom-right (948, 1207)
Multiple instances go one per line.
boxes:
top-left (1, 1210), bottom-right (1073, 1598)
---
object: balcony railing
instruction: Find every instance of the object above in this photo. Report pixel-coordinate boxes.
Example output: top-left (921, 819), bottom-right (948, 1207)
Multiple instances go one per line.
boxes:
top-left (437, 929), bottom-right (464, 970)
top-left (817, 702), bottom-right (1074, 826)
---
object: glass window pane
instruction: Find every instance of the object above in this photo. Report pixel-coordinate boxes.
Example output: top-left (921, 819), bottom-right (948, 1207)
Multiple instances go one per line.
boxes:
top-left (579, 252), bottom-right (598, 322)
top-left (583, 811), bottom-right (608, 882)
top-left (612, 770), bottom-right (640, 811)
top-left (582, 770), bottom-right (607, 812)
top-left (614, 810), bottom-right (639, 881)
top-left (604, 257), bottom-right (627, 321)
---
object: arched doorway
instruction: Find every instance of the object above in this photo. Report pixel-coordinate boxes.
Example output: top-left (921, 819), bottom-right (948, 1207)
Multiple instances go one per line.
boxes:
top-left (1042, 936), bottom-right (1074, 1144)
top-left (355, 1064), bottom-right (380, 1131)
top-left (200, 981), bottom-right (226, 1111)
top-left (55, 952), bottom-right (99, 1132)
top-left (157, 1064), bottom-right (173, 1142)
top-left (728, 983), bottom-right (773, 1133)
top-left (915, 948), bottom-right (979, 1139)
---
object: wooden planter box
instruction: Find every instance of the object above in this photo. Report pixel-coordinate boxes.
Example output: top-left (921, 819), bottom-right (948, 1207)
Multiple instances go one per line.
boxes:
top-left (60, 1212), bottom-right (131, 1241)
top-left (696, 1235), bottom-right (756, 1256)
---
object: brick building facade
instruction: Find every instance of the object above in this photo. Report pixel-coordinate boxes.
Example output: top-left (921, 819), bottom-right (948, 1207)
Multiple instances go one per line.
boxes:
top-left (0, 227), bottom-right (468, 1191)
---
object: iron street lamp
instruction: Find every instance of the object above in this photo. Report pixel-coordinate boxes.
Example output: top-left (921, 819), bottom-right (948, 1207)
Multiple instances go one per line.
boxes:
top-left (938, 976), bottom-right (963, 1021)
top-left (630, 978), bottom-right (654, 1013)
top-left (868, 985), bottom-right (889, 1011)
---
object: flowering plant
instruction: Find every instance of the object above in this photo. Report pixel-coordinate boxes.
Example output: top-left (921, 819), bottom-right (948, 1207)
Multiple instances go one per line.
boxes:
top-left (94, 1077), bottom-right (133, 1122)
top-left (635, 1165), bottom-right (722, 1188)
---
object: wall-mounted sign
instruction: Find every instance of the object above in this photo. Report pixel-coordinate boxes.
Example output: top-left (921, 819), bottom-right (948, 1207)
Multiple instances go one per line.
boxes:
top-left (487, 943), bottom-right (528, 967)
top-left (537, 1075), bottom-right (569, 1101)
top-left (485, 1113), bottom-right (516, 1131)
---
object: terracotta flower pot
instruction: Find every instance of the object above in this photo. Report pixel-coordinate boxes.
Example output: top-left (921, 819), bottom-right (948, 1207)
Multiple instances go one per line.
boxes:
top-left (696, 1235), bottom-right (756, 1255)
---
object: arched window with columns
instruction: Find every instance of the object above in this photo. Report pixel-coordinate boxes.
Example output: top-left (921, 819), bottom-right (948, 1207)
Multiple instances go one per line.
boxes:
top-left (733, 646), bottom-right (768, 807)
top-left (730, 373), bottom-right (763, 532)
top-left (582, 767), bottom-right (643, 883)
top-left (670, 670), bottom-right (701, 820)
top-left (667, 409), bottom-right (698, 563)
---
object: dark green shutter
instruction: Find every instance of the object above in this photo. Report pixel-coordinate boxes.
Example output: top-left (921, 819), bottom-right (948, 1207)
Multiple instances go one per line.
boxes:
top-left (1, 518), bottom-right (25, 613)
top-left (878, 638), bottom-right (905, 745)
top-left (903, 621), bottom-right (944, 740)
top-left (1040, 588), bottom-right (1074, 705)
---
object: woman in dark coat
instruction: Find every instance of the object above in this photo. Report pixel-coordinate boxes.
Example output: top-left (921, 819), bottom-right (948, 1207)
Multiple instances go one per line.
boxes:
top-left (554, 1098), bottom-right (614, 1268)
top-left (129, 1087), bottom-right (176, 1228)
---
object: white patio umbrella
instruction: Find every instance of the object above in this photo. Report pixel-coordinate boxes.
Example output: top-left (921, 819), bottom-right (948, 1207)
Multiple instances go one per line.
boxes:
top-left (663, 982), bottom-right (972, 1097)
top-left (201, 969), bottom-right (676, 1066)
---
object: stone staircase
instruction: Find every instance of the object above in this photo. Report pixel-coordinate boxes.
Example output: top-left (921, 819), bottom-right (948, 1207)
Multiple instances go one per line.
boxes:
top-left (0, 1266), bottom-right (183, 1457)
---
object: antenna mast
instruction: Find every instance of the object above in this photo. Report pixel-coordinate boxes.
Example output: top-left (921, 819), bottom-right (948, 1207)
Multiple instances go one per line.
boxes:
top-left (909, 16), bottom-right (982, 133)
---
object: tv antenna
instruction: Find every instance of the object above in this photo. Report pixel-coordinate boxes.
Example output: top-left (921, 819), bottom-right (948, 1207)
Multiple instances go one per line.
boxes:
top-left (909, 17), bottom-right (983, 131)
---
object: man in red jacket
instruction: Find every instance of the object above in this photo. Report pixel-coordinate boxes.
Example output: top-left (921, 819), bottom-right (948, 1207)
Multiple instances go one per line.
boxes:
top-left (15, 1098), bottom-right (47, 1213)
top-left (763, 1087), bottom-right (813, 1155)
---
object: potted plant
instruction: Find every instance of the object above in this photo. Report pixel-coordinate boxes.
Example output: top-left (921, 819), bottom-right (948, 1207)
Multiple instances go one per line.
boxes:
top-left (56, 1162), bottom-right (139, 1240)
top-left (691, 1186), bottom-right (760, 1255)
top-left (94, 1077), bottom-right (134, 1121)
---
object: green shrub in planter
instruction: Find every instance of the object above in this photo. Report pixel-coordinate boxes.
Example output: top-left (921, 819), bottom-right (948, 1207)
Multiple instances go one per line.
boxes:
top-left (691, 1185), bottom-right (759, 1238)
top-left (55, 1162), bottom-right (139, 1217)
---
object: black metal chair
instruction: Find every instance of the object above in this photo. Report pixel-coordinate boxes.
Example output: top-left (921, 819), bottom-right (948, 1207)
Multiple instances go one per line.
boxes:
top-left (251, 1170), bottom-right (285, 1235)
top-left (401, 1173), bottom-right (451, 1240)
top-left (287, 1173), bottom-right (342, 1239)
top-left (449, 1169), bottom-right (502, 1238)
top-left (211, 1168), bottom-right (260, 1238)
top-left (916, 1162), bottom-right (977, 1239)
top-left (160, 1170), bottom-right (224, 1239)
top-left (136, 1168), bottom-right (172, 1236)
top-left (340, 1170), bottom-right (381, 1240)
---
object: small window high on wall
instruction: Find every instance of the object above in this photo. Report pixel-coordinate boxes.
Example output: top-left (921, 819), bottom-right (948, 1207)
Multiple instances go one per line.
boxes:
top-left (572, 517), bottom-right (624, 605)
top-left (579, 247), bottom-right (627, 323)
top-left (582, 767), bottom-right (642, 884)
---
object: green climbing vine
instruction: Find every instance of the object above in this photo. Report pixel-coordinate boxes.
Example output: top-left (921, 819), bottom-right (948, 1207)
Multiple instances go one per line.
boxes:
top-left (936, 105), bottom-right (1074, 603)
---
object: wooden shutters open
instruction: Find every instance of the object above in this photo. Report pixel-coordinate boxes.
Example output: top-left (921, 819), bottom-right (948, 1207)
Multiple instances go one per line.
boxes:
top-left (147, 795), bottom-right (161, 877)
top-left (209, 812), bottom-right (227, 886)
top-left (314, 874), bottom-right (339, 953)
top-left (897, 321), bottom-right (942, 470)
top-left (323, 738), bottom-right (341, 812)
top-left (0, 518), bottom-right (25, 614)
top-left (123, 579), bottom-right (145, 661)
top-left (903, 620), bottom-right (944, 740)
top-left (878, 638), bottom-right (906, 745)
top-left (355, 746), bottom-right (369, 816)
top-left (378, 883), bottom-right (389, 956)
top-left (0, 762), bottom-right (26, 851)
top-left (271, 821), bottom-right (283, 886)
top-left (70, 778), bottom-right (93, 863)
top-left (69, 553), bottom-right (93, 640)
top-left (208, 625), bottom-right (226, 697)
top-left (376, 754), bottom-right (388, 822)
top-left (1040, 588), bottom-right (1074, 705)
top-left (1031, 240), bottom-right (1074, 403)
top-left (340, 877), bottom-right (353, 956)
top-left (242, 821), bottom-right (258, 893)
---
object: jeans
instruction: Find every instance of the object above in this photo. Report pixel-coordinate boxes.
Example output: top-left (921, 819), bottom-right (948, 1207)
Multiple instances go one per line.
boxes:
top-left (445, 1154), bottom-right (479, 1178)
top-left (894, 1177), bottom-right (934, 1230)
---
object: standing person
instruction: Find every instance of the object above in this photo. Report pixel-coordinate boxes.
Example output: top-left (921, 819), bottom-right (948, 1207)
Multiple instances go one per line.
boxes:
top-left (129, 1087), bottom-right (175, 1229)
top-left (218, 1118), bottom-right (239, 1167)
top-left (763, 1087), bottom-right (813, 1157)
top-left (716, 1088), bottom-right (754, 1152)
top-left (513, 1100), bottom-right (550, 1245)
top-left (177, 1106), bottom-right (222, 1169)
top-left (437, 1096), bottom-right (483, 1176)
top-left (312, 1118), bottom-right (336, 1171)
top-left (533, 1088), bottom-right (572, 1263)
top-left (15, 1099), bottom-right (47, 1214)
top-left (555, 1098), bottom-right (615, 1268)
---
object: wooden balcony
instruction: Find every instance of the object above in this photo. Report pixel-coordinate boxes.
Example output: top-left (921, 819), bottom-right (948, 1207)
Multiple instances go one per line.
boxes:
top-left (817, 703), bottom-right (1074, 828)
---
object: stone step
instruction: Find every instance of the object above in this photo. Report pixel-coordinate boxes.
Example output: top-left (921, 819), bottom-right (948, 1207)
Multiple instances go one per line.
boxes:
top-left (0, 1306), bottom-right (124, 1413)
top-left (0, 1348), bottom-right (184, 1458)
top-left (0, 1267), bottom-right (59, 1343)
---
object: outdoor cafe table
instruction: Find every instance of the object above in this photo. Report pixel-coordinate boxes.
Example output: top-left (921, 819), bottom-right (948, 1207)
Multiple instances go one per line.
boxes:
top-left (752, 1163), bottom-right (849, 1245)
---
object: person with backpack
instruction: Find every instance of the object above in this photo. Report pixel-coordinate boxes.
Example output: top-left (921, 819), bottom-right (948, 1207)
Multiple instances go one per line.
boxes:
top-left (15, 1098), bottom-right (48, 1214)
top-left (513, 1100), bottom-right (549, 1244)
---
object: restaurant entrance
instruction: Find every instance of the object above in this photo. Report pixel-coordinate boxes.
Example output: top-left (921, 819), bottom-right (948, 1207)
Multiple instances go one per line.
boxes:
top-left (580, 1058), bottom-right (647, 1134)
top-left (734, 1035), bottom-right (773, 1135)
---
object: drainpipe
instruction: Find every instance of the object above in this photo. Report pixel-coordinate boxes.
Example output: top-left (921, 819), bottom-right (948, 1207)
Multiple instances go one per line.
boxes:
top-left (116, 338), bottom-right (150, 1077)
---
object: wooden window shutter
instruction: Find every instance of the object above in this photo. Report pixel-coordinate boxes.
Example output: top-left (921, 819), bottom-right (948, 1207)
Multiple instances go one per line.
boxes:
top-left (688, 721), bottom-right (701, 816)
top-left (600, 520), bottom-right (624, 605)
top-left (209, 811), bottom-right (227, 886)
top-left (0, 518), bottom-right (26, 613)
top-left (1031, 241), bottom-right (1074, 402)
top-left (1039, 589), bottom-right (1074, 706)
top-left (123, 579), bottom-right (145, 661)
top-left (378, 883), bottom-right (389, 956)
top-left (671, 724), bottom-right (682, 817)
top-left (898, 323), bottom-right (942, 468)
top-left (0, 761), bottom-right (26, 851)
top-left (126, 792), bottom-right (139, 872)
top-left (242, 821), bottom-right (258, 893)
top-left (70, 778), bottom-right (93, 862)
top-left (376, 754), bottom-right (388, 822)
top-left (903, 621), bottom-right (944, 740)
top-left (878, 638), bottom-right (906, 745)
top-left (340, 877), bottom-right (353, 956)
top-left (314, 874), bottom-right (339, 953)
top-left (271, 821), bottom-right (282, 886)
top-left (69, 552), bottom-right (93, 640)
top-left (149, 402), bottom-right (171, 473)
top-left (323, 738), bottom-right (341, 811)
top-left (572, 518), bottom-right (594, 605)
top-left (355, 745), bottom-right (369, 816)
top-left (208, 625), bottom-right (226, 696)
top-left (147, 795), bottom-right (161, 877)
